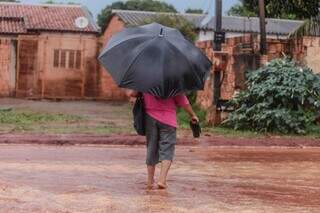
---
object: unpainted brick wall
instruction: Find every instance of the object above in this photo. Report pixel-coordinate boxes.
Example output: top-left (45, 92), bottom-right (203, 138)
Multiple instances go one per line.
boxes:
top-left (0, 38), bottom-right (12, 97)
top-left (98, 15), bottom-right (128, 101)
top-left (16, 38), bottom-right (38, 97)
top-left (196, 35), bottom-right (261, 109)
top-left (18, 33), bottom-right (100, 99)
top-left (291, 37), bottom-right (320, 74)
top-left (196, 35), bottom-right (319, 109)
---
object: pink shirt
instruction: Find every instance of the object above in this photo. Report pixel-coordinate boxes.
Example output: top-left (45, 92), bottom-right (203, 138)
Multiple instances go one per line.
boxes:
top-left (143, 93), bottom-right (190, 128)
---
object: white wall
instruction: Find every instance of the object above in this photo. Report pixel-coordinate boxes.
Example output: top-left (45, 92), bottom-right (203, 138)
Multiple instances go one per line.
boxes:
top-left (198, 30), bottom-right (289, 41)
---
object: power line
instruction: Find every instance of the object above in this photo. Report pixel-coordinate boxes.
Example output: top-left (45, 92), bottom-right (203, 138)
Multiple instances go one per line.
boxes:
top-left (202, 0), bottom-right (210, 14)
top-left (201, 0), bottom-right (214, 26)
top-left (208, 0), bottom-right (213, 15)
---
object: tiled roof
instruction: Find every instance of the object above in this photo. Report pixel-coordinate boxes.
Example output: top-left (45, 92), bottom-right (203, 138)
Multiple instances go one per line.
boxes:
top-left (112, 9), bottom-right (206, 28)
top-left (112, 10), bottom-right (304, 36)
top-left (201, 16), bottom-right (304, 36)
top-left (0, 2), bottom-right (99, 34)
top-left (0, 17), bottom-right (26, 34)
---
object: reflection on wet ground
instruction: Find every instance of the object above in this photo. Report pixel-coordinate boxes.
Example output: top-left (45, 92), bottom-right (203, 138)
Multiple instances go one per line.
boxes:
top-left (0, 145), bottom-right (319, 212)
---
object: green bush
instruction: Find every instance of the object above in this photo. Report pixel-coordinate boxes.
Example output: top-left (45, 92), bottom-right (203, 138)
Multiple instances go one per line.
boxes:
top-left (223, 58), bottom-right (320, 134)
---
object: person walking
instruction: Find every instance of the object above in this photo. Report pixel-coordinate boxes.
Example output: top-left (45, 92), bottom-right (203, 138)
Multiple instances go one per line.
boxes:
top-left (100, 23), bottom-right (211, 190)
top-left (130, 91), bottom-right (199, 190)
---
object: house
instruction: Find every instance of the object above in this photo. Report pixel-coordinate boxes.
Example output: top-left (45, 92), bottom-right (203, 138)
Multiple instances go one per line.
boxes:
top-left (101, 9), bottom-right (319, 113)
top-left (105, 10), bottom-right (304, 41)
top-left (0, 2), bottom-right (100, 99)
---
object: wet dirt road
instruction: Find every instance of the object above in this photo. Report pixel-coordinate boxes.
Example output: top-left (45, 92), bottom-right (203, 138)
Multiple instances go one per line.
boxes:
top-left (0, 145), bottom-right (319, 213)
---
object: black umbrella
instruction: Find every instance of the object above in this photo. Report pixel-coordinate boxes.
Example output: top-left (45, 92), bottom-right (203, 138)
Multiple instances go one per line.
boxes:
top-left (98, 23), bottom-right (212, 98)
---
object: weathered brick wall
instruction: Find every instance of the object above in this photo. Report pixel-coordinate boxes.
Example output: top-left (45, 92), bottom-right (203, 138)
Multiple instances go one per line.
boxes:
top-left (17, 33), bottom-right (99, 99)
top-left (98, 15), bottom-right (128, 101)
top-left (16, 37), bottom-right (39, 97)
top-left (196, 35), bottom-right (261, 109)
top-left (196, 35), bottom-right (292, 109)
top-left (266, 39), bottom-right (290, 60)
top-left (0, 38), bottom-right (13, 97)
top-left (292, 37), bottom-right (320, 74)
top-left (1, 34), bottom-right (100, 99)
top-left (196, 35), bottom-right (320, 110)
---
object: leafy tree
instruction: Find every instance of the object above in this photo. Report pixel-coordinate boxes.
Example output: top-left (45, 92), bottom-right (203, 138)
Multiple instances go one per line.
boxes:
top-left (223, 58), bottom-right (320, 134)
top-left (291, 15), bottom-right (320, 37)
top-left (227, 3), bottom-right (256, 17)
top-left (43, 0), bottom-right (55, 3)
top-left (185, 8), bottom-right (203, 14)
top-left (228, 0), bottom-right (319, 19)
top-left (98, 0), bottom-right (177, 32)
top-left (67, 2), bottom-right (79, 5)
top-left (143, 14), bottom-right (197, 42)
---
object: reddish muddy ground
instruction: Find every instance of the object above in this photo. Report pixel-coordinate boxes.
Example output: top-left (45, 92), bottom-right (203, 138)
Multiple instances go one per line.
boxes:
top-left (0, 144), bottom-right (319, 212)
top-left (0, 99), bottom-right (319, 212)
top-left (0, 98), bottom-right (319, 145)
top-left (0, 133), bottom-right (319, 147)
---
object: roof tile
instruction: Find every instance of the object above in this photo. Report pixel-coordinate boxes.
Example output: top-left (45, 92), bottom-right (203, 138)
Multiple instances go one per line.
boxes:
top-left (112, 9), bottom-right (205, 28)
top-left (0, 3), bottom-right (99, 34)
top-left (0, 17), bottom-right (26, 34)
top-left (112, 10), bottom-right (305, 36)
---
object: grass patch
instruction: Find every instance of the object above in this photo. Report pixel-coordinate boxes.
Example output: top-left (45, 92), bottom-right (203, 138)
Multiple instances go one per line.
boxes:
top-left (177, 105), bottom-right (319, 139)
top-left (0, 108), bottom-right (133, 134)
top-left (204, 125), bottom-right (320, 139)
top-left (204, 126), bottom-right (263, 138)
top-left (28, 125), bottom-right (135, 135)
top-left (0, 108), bottom-right (83, 125)
top-left (177, 105), bottom-right (206, 129)
top-left (177, 104), bottom-right (262, 138)
top-left (306, 125), bottom-right (320, 138)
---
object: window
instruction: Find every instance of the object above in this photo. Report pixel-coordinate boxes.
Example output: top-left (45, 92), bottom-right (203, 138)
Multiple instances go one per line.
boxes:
top-left (53, 50), bottom-right (59, 67)
top-left (69, 50), bottom-right (75, 68)
top-left (53, 49), bottom-right (81, 70)
top-left (60, 50), bottom-right (66, 68)
top-left (76, 50), bottom-right (81, 69)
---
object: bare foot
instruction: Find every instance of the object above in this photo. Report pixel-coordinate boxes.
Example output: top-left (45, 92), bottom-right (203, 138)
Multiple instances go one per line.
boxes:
top-left (146, 180), bottom-right (155, 190)
top-left (157, 182), bottom-right (167, 189)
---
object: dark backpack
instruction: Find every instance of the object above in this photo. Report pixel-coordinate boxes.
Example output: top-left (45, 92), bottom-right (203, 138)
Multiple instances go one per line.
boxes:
top-left (133, 94), bottom-right (146, 136)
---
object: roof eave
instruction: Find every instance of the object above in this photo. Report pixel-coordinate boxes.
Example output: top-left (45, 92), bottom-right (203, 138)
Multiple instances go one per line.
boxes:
top-left (27, 29), bottom-right (100, 34)
top-left (0, 32), bottom-right (25, 35)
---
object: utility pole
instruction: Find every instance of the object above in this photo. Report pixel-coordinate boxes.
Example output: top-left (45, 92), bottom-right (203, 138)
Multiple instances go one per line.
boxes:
top-left (259, 0), bottom-right (267, 55)
top-left (213, 0), bottom-right (222, 51)
top-left (212, 0), bottom-right (224, 124)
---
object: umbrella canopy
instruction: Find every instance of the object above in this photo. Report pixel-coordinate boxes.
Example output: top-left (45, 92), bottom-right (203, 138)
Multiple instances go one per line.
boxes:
top-left (98, 23), bottom-right (212, 98)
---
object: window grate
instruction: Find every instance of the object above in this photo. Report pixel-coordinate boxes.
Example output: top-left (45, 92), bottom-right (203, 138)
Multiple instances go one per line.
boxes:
top-left (53, 49), bottom-right (81, 70)
top-left (53, 49), bottom-right (60, 68)
top-left (76, 50), bottom-right (81, 69)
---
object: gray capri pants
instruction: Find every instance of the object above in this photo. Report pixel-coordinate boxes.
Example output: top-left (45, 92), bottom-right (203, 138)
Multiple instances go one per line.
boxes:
top-left (145, 114), bottom-right (177, 166)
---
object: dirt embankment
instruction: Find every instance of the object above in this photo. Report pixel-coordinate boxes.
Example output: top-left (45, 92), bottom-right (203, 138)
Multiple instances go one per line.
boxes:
top-left (0, 133), bottom-right (318, 147)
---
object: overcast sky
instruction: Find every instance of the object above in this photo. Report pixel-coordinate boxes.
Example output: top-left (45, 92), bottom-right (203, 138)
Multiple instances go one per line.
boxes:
top-left (19, 0), bottom-right (239, 19)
